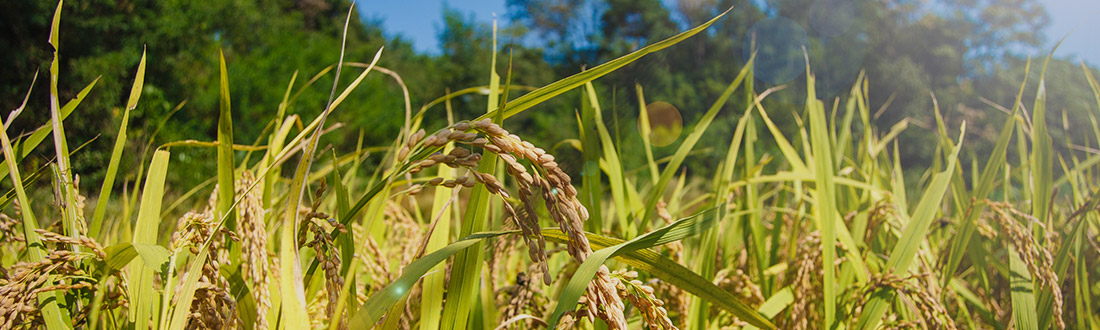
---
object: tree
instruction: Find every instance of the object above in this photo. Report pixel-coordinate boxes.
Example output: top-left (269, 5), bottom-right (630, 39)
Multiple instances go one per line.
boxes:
top-left (0, 0), bottom-right (433, 186)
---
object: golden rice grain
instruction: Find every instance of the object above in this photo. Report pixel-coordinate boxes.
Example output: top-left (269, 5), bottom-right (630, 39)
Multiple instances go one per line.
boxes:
top-left (34, 229), bottom-right (105, 259)
top-left (306, 217), bottom-right (347, 329)
top-left (784, 232), bottom-right (822, 330)
top-left (236, 171), bottom-right (272, 330)
top-left (987, 201), bottom-right (1064, 330)
top-left (611, 269), bottom-right (678, 330)
top-left (851, 272), bottom-right (956, 330)
top-left (170, 210), bottom-right (239, 330)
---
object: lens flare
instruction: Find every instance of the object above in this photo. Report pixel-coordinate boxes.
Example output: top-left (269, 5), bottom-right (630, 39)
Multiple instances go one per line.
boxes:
top-left (743, 17), bottom-right (809, 85)
top-left (640, 101), bottom-right (683, 147)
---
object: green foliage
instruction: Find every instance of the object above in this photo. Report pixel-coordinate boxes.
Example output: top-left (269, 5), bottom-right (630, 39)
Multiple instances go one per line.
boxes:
top-left (5, 2), bottom-right (1100, 330)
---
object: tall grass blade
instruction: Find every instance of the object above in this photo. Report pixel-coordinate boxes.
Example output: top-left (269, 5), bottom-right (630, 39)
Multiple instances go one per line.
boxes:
top-left (543, 227), bottom-right (776, 329)
top-left (1032, 50), bottom-right (1063, 330)
top-left (834, 73), bottom-right (862, 163)
top-left (0, 77), bottom-right (97, 182)
top-left (262, 116), bottom-right (297, 210)
top-left (754, 91), bottom-right (808, 173)
top-left (546, 208), bottom-right (765, 328)
top-left (940, 76), bottom-right (1022, 289)
top-left (805, 69), bottom-right (840, 328)
top-left (101, 242), bottom-right (170, 272)
top-left (1, 70), bottom-right (72, 330)
top-left (477, 7), bottom-right (732, 121)
top-left (281, 7), bottom-right (379, 327)
top-left (584, 82), bottom-right (627, 232)
top-left (351, 230), bottom-right (518, 328)
top-left (639, 60), bottom-right (754, 228)
top-left (167, 249), bottom-right (209, 330)
top-left (855, 125), bottom-right (965, 329)
top-left (420, 145), bottom-right (456, 330)
top-left (45, 0), bottom-right (83, 259)
top-left (635, 84), bottom-right (660, 184)
top-left (868, 118), bottom-right (908, 157)
top-left (720, 106), bottom-right (755, 284)
top-left (577, 84), bottom-right (604, 233)
top-left (754, 287), bottom-right (794, 321)
top-left (441, 27), bottom-right (501, 328)
top-left (331, 153), bottom-right (358, 316)
top-left (1010, 250), bottom-right (1038, 330)
top-left (129, 149), bottom-right (170, 329)
top-left (686, 209), bottom-right (722, 330)
top-left (216, 49), bottom-right (237, 236)
top-left (91, 49), bottom-right (145, 237)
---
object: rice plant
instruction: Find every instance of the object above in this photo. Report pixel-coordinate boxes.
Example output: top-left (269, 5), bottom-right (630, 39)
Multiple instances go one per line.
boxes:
top-left (3, 2), bottom-right (1099, 329)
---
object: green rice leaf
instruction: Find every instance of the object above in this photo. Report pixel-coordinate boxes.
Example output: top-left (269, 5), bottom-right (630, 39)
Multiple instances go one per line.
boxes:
top-left (420, 145), bottom-right (457, 330)
top-left (753, 90), bottom-right (808, 173)
top-left (806, 69), bottom-right (840, 326)
top-left (129, 149), bottom-right (171, 329)
top-left (577, 85), bottom-right (604, 234)
top-left (635, 84), bottom-right (660, 184)
top-left (1031, 51), bottom-right (1062, 330)
top-left (584, 82), bottom-right (627, 232)
top-left (441, 30), bottom-right (501, 328)
top-left (91, 49), bottom-right (145, 237)
top-left (639, 60), bottom-right (754, 229)
top-left (280, 12), bottom-right (382, 326)
top-left (0, 77), bottom-right (97, 182)
top-left (545, 207), bottom-right (772, 329)
top-left (1009, 249), bottom-right (1038, 330)
top-left (868, 118), bottom-right (909, 157)
top-left (476, 7), bottom-right (731, 121)
top-left (940, 75), bottom-right (1022, 289)
top-left (45, 0), bottom-right (82, 259)
top-left (216, 49), bottom-right (237, 235)
top-left (351, 230), bottom-right (518, 328)
top-left (167, 249), bottom-right (210, 330)
top-left (102, 242), bottom-right (170, 272)
top-left (755, 287), bottom-right (794, 319)
top-left (855, 125), bottom-right (965, 329)
top-left (331, 152), bottom-right (355, 288)
top-left (0, 64), bottom-right (72, 330)
top-left (544, 226), bottom-right (776, 330)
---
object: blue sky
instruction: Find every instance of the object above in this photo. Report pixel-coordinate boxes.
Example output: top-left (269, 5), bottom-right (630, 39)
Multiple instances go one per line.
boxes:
top-left (1044, 0), bottom-right (1100, 66)
top-left (360, 0), bottom-right (508, 54)
top-left (359, 0), bottom-right (1100, 66)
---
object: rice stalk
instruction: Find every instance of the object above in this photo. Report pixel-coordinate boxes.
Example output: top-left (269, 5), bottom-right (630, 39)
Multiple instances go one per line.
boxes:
top-left (0, 214), bottom-right (23, 243)
top-left (611, 269), bottom-right (677, 330)
top-left (397, 119), bottom-right (627, 327)
top-left (783, 232), bottom-right (822, 330)
top-left (235, 171), bottom-right (271, 329)
top-left (170, 210), bottom-right (239, 330)
top-left (0, 248), bottom-right (97, 329)
top-left (714, 268), bottom-right (764, 307)
top-left (498, 266), bottom-right (547, 328)
top-left (986, 201), bottom-right (1065, 329)
top-left (34, 229), bottom-right (105, 259)
top-left (305, 215), bottom-right (348, 328)
top-left (850, 271), bottom-right (956, 330)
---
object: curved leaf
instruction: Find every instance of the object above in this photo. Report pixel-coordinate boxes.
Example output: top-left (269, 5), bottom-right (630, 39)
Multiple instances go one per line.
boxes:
top-left (544, 207), bottom-right (773, 329)
top-left (855, 125), bottom-right (965, 329)
top-left (542, 228), bottom-right (776, 329)
top-left (91, 49), bottom-right (144, 237)
top-left (349, 230), bottom-right (518, 328)
top-left (475, 7), bottom-right (732, 122)
top-left (102, 242), bottom-right (170, 272)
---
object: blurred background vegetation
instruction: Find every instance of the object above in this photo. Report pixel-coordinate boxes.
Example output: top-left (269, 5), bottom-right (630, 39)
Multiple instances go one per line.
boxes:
top-left (1, 0), bottom-right (1096, 192)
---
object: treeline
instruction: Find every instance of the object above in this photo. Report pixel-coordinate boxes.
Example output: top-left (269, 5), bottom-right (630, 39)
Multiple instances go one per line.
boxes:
top-left (1, 0), bottom-right (1097, 189)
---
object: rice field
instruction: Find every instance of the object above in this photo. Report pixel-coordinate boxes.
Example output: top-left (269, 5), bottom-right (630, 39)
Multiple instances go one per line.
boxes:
top-left (2, 3), bottom-right (1099, 330)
